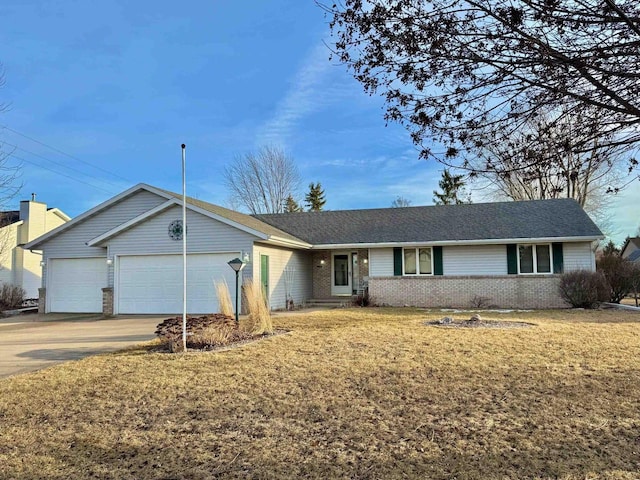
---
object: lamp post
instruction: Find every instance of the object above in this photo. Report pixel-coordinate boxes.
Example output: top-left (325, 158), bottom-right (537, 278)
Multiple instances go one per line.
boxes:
top-left (227, 257), bottom-right (246, 326)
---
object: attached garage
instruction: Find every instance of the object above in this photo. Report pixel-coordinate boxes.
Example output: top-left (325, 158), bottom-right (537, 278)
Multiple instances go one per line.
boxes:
top-left (47, 258), bottom-right (108, 313)
top-left (116, 253), bottom-right (239, 314)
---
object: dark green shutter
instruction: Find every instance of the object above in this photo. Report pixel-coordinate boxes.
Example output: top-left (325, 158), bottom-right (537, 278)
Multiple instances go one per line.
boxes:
top-left (507, 244), bottom-right (518, 274)
top-left (433, 246), bottom-right (443, 275)
top-left (393, 247), bottom-right (403, 276)
top-left (552, 243), bottom-right (564, 274)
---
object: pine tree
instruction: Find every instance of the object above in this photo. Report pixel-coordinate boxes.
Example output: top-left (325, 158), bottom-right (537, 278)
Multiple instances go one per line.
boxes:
top-left (433, 169), bottom-right (469, 205)
top-left (284, 195), bottom-right (303, 213)
top-left (305, 182), bottom-right (326, 212)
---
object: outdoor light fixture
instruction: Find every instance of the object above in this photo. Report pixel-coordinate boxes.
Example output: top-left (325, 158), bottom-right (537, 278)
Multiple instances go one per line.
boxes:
top-left (242, 251), bottom-right (251, 263)
top-left (363, 258), bottom-right (368, 265)
top-left (39, 260), bottom-right (45, 267)
top-left (320, 259), bottom-right (326, 266)
top-left (106, 257), bottom-right (114, 266)
top-left (227, 257), bottom-right (246, 326)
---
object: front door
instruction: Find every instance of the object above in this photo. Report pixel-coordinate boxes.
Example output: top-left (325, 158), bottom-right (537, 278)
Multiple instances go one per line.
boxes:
top-left (331, 252), bottom-right (351, 296)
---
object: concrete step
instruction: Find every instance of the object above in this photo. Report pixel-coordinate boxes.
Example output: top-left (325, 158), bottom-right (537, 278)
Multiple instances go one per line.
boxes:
top-left (304, 298), bottom-right (352, 308)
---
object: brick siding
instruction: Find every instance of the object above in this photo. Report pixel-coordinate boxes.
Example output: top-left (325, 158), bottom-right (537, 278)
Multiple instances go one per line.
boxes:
top-left (312, 249), bottom-right (370, 298)
top-left (38, 288), bottom-right (46, 314)
top-left (369, 275), bottom-right (568, 309)
top-left (102, 287), bottom-right (114, 316)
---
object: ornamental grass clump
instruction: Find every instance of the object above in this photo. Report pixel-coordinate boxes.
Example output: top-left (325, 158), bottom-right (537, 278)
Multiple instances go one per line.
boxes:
top-left (215, 280), bottom-right (234, 317)
top-left (243, 279), bottom-right (273, 335)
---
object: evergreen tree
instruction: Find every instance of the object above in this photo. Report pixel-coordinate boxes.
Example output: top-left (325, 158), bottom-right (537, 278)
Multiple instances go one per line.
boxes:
top-left (602, 239), bottom-right (620, 256)
top-left (284, 195), bottom-right (303, 213)
top-left (433, 169), bottom-right (469, 205)
top-left (305, 182), bottom-right (326, 212)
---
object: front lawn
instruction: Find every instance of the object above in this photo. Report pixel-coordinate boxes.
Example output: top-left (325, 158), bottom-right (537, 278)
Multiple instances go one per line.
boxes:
top-left (1, 308), bottom-right (639, 479)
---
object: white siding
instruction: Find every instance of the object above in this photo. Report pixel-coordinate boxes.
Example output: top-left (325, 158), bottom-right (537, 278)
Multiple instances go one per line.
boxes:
top-left (41, 191), bottom-right (167, 286)
top-left (443, 245), bottom-right (508, 275)
top-left (252, 243), bottom-right (312, 310)
top-left (563, 242), bottom-right (595, 271)
top-left (369, 248), bottom-right (394, 277)
top-left (107, 206), bottom-right (258, 287)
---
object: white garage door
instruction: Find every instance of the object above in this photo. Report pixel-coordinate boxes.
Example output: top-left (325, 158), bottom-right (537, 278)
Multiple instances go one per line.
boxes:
top-left (117, 253), bottom-right (239, 314)
top-left (48, 258), bottom-right (108, 313)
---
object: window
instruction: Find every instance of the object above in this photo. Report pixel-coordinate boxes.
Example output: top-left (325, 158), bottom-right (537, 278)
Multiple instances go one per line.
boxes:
top-left (518, 244), bottom-right (552, 274)
top-left (403, 247), bottom-right (432, 275)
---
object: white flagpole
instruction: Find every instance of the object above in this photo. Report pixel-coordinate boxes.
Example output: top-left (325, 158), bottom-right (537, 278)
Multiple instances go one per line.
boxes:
top-left (181, 144), bottom-right (187, 352)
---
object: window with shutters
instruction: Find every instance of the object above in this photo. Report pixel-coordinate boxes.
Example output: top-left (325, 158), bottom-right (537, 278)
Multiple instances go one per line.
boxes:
top-left (518, 244), bottom-right (552, 274)
top-left (403, 247), bottom-right (433, 275)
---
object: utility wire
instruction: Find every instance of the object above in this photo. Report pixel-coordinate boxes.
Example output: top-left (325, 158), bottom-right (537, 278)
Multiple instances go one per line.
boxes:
top-left (6, 151), bottom-right (118, 195)
top-left (1, 141), bottom-right (126, 190)
top-left (0, 124), bottom-right (132, 183)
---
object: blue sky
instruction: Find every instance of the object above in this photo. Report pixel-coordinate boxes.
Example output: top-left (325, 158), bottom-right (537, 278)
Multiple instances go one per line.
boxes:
top-left (0, 0), bottom-right (638, 244)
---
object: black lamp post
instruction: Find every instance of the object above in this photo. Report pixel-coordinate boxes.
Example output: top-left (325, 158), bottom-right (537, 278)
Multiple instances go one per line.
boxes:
top-left (227, 257), bottom-right (246, 326)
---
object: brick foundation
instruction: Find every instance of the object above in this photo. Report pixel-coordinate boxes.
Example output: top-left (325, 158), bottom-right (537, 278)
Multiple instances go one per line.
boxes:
top-left (38, 288), bottom-right (46, 314)
top-left (102, 287), bottom-right (114, 316)
top-left (369, 275), bottom-right (568, 309)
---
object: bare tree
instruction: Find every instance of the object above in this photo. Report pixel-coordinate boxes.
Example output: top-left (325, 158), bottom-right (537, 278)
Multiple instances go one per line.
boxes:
top-left (469, 108), bottom-right (628, 224)
top-left (224, 146), bottom-right (301, 214)
top-left (0, 63), bottom-right (25, 275)
top-left (324, 1), bottom-right (640, 174)
top-left (390, 196), bottom-right (412, 207)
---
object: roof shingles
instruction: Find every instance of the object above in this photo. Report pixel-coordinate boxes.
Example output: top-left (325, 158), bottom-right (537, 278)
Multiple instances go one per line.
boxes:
top-left (255, 198), bottom-right (602, 245)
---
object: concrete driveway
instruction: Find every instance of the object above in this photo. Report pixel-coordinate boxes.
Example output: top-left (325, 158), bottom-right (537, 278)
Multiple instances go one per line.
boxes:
top-left (0, 314), bottom-right (165, 379)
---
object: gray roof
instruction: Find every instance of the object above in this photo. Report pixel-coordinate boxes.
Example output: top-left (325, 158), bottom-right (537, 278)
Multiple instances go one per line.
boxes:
top-left (629, 250), bottom-right (640, 262)
top-left (255, 198), bottom-right (602, 245)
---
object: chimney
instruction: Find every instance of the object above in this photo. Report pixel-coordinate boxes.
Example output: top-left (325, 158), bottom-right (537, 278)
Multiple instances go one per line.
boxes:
top-left (19, 197), bottom-right (47, 243)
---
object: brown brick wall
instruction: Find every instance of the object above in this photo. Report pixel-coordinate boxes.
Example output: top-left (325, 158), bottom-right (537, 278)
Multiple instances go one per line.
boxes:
top-left (312, 251), bottom-right (331, 298)
top-left (312, 249), bottom-right (370, 298)
top-left (102, 287), bottom-right (114, 317)
top-left (368, 275), bottom-right (568, 309)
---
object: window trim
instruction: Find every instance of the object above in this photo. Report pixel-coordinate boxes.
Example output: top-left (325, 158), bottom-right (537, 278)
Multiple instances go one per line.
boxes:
top-left (517, 243), bottom-right (553, 275)
top-left (402, 247), bottom-right (434, 276)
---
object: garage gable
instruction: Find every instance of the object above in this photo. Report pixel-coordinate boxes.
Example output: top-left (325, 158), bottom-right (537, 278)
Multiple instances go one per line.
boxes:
top-left (101, 205), bottom-right (260, 255)
top-left (31, 189), bottom-right (168, 259)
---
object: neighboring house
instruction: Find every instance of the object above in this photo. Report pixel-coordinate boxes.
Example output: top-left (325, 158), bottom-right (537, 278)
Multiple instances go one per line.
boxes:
top-left (621, 237), bottom-right (640, 263)
top-left (24, 183), bottom-right (602, 315)
top-left (0, 196), bottom-right (70, 299)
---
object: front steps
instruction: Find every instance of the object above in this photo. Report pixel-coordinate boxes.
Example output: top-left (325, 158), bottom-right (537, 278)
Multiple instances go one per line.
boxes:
top-left (304, 297), bottom-right (353, 309)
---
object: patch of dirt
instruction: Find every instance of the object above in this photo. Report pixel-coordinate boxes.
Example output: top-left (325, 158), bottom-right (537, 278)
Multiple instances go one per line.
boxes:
top-left (424, 319), bottom-right (535, 329)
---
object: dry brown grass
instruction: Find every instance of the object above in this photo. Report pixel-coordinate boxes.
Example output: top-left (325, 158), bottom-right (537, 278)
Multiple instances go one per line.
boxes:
top-left (214, 280), bottom-right (234, 317)
top-left (243, 278), bottom-right (273, 334)
top-left (0, 307), bottom-right (639, 479)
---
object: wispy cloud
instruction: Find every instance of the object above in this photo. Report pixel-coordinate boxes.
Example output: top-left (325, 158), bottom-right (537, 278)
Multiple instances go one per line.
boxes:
top-left (256, 42), bottom-right (340, 147)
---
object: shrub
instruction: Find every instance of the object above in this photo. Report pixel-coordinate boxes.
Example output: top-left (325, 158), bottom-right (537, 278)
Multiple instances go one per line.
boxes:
top-left (0, 283), bottom-right (26, 310)
top-left (470, 295), bottom-right (491, 308)
top-left (352, 291), bottom-right (370, 307)
top-left (215, 280), bottom-right (234, 317)
top-left (558, 270), bottom-right (608, 308)
top-left (243, 279), bottom-right (273, 335)
top-left (597, 253), bottom-right (635, 303)
top-left (155, 314), bottom-right (249, 352)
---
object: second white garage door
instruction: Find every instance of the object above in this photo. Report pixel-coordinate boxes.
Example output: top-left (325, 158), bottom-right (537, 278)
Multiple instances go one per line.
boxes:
top-left (48, 258), bottom-right (108, 313)
top-left (117, 253), bottom-right (239, 314)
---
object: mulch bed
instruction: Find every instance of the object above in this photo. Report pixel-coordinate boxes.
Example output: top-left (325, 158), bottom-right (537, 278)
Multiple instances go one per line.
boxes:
top-left (425, 317), bottom-right (535, 329)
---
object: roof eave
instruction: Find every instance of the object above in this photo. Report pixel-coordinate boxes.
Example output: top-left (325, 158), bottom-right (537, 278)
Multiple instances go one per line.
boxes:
top-left (25, 183), bottom-right (161, 250)
top-left (310, 235), bottom-right (604, 249)
top-left (263, 236), bottom-right (312, 249)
